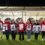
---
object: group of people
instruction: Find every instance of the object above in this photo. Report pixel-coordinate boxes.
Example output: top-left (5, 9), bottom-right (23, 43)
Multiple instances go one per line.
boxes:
top-left (0, 18), bottom-right (45, 41)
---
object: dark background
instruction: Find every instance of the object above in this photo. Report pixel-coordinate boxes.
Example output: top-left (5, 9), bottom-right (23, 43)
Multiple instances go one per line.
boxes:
top-left (0, 0), bottom-right (45, 6)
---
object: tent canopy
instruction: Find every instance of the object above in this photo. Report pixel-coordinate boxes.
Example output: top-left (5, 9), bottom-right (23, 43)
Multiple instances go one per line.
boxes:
top-left (0, 6), bottom-right (45, 11)
top-left (0, 6), bottom-right (45, 22)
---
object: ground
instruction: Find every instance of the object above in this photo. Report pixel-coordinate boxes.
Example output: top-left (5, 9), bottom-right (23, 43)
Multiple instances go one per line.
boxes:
top-left (0, 34), bottom-right (45, 45)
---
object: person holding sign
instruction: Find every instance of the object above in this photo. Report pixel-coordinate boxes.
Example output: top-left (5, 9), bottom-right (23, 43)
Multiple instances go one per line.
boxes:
top-left (17, 18), bottom-right (25, 41)
top-left (3, 19), bottom-right (10, 40)
top-left (40, 19), bottom-right (45, 41)
top-left (11, 19), bottom-right (17, 40)
top-left (33, 20), bottom-right (41, 40)
top-left (0, 18), bottom-right (3, 40)
top-left (25, 19), bottom-right (33, 41)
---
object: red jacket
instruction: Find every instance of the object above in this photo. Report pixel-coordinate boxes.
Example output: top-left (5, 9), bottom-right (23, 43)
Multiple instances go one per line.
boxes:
top-left (40, 21), bottom-right (45, 32)
top-left (25, 22), bottom-right (33, 31)
top-left (4, 21), bottom-right (10, 31)
top-left (17, 22), bottom-right (25, 32)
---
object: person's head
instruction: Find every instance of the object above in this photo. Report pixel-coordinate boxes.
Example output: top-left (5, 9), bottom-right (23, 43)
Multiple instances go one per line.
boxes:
top-left (35, 20), bottom-right (39, 23)
top-left (5, 18), bottom-right (10, 22)
top-left (7, 19), bottom-right (10, 22)
top-left (43, 18), bottom-right (45, 22)
top-left (27, 19), bottom-right (30, 24)
top-left (4, 19), bottom-right (7, 22)
top-left (39, 18), bottom-right (43, 23)
top-left (12, 19), bottom-right (15, 23)
top-left (0, 18), bottom-right (1, 21)
top-left (19, 18), bottom-right (23, 23)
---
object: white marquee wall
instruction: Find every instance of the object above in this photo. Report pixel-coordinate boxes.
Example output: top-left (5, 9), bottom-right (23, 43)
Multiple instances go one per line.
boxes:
top-left (0, 11), bottom-right (45, 22)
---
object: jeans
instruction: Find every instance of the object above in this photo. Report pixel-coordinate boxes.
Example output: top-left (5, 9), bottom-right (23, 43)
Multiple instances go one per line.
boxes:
top-left (5, 30), bottom-right (10, 40)
top-left (35, 33), bottom-right (38, 40)
top-left (11, 31), bottom-right (16, 40)
top-left (27, 31), bottom-right (31, 39)
top-left (42, 32), bottom-right (45, 39)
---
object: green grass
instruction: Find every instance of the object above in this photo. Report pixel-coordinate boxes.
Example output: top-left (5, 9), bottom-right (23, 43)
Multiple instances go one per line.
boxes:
top-left (0, 34), bottom-right (45, 45)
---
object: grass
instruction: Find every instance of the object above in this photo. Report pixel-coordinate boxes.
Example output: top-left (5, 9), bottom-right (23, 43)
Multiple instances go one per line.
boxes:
top-left (0, 34), bottom-right (45, 45)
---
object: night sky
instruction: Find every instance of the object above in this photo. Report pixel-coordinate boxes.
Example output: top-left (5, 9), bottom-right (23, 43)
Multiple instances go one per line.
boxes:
top-left (0, 0), bottom-right (45, 6)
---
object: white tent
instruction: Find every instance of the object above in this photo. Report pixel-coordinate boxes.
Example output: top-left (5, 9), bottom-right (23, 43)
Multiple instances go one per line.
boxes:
top-left (0, 6), bottom-right (45, 22)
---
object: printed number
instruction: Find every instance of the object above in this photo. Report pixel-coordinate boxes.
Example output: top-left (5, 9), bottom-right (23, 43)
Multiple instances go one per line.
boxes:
top-left (19, 24), bottom-right (23, 30)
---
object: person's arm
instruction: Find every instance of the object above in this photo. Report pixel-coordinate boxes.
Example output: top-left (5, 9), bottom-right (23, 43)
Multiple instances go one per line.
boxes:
top-left (15, 23), bottom-right (18, 32)
top-left (16, 23), bottom-right (19, 31)
top-left (31, 23), bottom-right (33, 31)
top-left (39, 22), bottom-right (42, 32)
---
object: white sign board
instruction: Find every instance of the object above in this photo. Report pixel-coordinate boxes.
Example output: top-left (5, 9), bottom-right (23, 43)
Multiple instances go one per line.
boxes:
top-left (19, 24), bottom-right (24, 30)
top-left (10, 24), bottom-right (16, 31)
top-left (27, 24), bottom-right (31, 30)
top-left (42, 25), bottom-right (45, 31)
top-left (33, 25), bottom-right (41, 32)
top-left (3, 24), bottom-right (8, 31)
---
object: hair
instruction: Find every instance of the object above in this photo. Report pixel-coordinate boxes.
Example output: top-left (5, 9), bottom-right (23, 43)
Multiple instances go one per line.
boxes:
top-left (28, 18), bottom-right (31, 22)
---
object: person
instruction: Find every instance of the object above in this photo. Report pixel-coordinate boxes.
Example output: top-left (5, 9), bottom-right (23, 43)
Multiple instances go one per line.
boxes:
top-left (3, 18), bottom-right (10, 40)
top-left (0, 18), bottom-right (3, 40)
top-left (10, 19), bottom-right (17, 40)
top-left (17, 18), bottom-right (25, 41)
top-left (40, 19), bottom-right (45, 41)
top-left (33, 20), bottom-right (41, 40)
top-left (25, 19), bottom-right (33, 41)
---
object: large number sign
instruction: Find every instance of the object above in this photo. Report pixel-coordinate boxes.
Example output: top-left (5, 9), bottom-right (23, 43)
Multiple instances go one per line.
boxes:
top-left (3, 24), bottom-right (8, 31)
top-left (19, 24), bottom-right (23, 30)
top-left (42, 25), bottom-right (45, 31)
top-left (27, 24), bottom-right (31, 30)
top-left (33, 25), bottom-right (41, 32)
top-left (0, 23), bottom-right (3, 30)
top-left (10, 24), bottom-right (16, 31)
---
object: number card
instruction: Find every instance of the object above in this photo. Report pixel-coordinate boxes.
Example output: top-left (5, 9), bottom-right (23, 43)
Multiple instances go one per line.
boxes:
top-left (27, 24), bottom-right (31, 30)
top-left (19, 24), bottom-right (23, 30)
top-left (3, 24), bottom-right (8, 31)
top-left (42, 25), bottom-right (45, 31)
top-left (33, 25), bottom-right (41, 32)
top-left (10, 24), bottom-right (16, 31)
top-left (0, 23), bottom-right (3, 30)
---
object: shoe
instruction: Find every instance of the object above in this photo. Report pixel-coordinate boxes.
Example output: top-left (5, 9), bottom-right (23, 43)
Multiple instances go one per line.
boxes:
top-left (27, 39), bottom-right (31, 41)
top-left (42, 39), bottom-right (44, 41)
